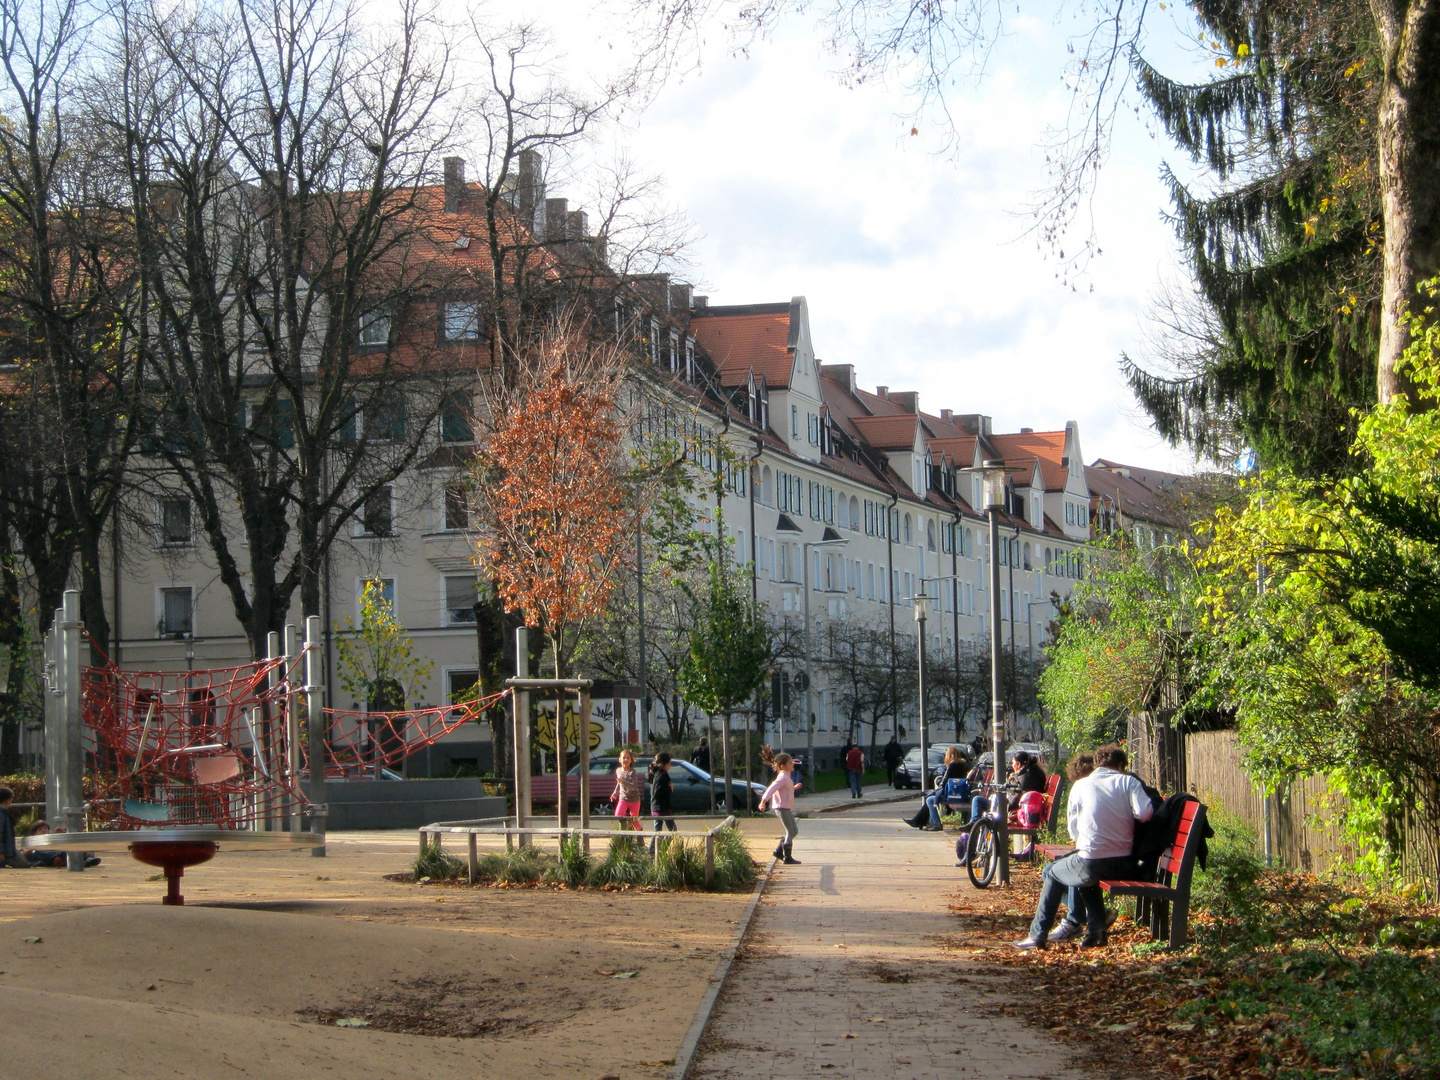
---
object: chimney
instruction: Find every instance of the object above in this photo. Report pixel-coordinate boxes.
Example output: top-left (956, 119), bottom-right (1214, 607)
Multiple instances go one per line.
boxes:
top-left (891, 391), bottom-right (919, 413)
top-left (670, 282), bottom-right (692, 311)
top-left (940, 409), bottom-right (953, 423)
top-left (693, 295), bottom-right (709, 310)
top-left (876, 386), bottom-right (889, 400)
top-left (954, 413), bottom-right (992, 436)
top-left (516, 148), bottom-right (545, 233)
top-left (566, 209), bottom-right (588, 240)
top-left (545, 198), bottom-right (568, 240)
top-left (1020, 426), bottom-right (1034, 434)
top-left (826, 363), bottom-right (857, 393)
top-left (261, 170), bottom-right (292, 195)
top-left (443, 157), bottom-right (465, 214)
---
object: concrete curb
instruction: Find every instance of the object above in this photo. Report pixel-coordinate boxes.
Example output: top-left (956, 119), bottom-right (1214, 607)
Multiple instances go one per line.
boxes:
top-left (809, 790), bottom-right (919, 815)
top-left (669, 856), bottom-right (776, 1080)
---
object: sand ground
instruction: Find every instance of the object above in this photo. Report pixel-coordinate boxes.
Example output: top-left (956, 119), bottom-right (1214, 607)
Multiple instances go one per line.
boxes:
top-left (0, 826), bottom-right (762, 1080)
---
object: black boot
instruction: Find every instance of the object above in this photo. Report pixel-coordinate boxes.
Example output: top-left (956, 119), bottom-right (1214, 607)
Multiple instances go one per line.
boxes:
top-left (772, 844), bottom-right (785, 859)
top-left (782, 844), bottom-right (801, 865)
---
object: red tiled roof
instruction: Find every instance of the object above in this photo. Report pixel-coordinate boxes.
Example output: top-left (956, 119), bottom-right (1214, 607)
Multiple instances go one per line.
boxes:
top-left (690, 312), bottom-right (793, 389)
top-left (851, 413), bottom-right (920, 450)
top-left (987, 431), bottom-right (1068, 490)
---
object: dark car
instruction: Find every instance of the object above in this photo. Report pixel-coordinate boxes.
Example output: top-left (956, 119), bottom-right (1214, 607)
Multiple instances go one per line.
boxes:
top-left (893, 744), bottom-right (965, 789)
top-left (570, 756), bottom-right (766, 813)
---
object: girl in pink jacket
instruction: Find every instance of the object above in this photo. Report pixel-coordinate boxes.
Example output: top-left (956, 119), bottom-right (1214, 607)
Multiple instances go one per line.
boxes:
top-left (758, 752), bottom-right (802, 864)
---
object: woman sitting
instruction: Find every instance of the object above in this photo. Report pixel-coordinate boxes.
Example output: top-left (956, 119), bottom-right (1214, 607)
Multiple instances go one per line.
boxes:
top-left (969, 750), bottom-right (1046, 824)
top-left (902, 747), bottom-right (970, 830)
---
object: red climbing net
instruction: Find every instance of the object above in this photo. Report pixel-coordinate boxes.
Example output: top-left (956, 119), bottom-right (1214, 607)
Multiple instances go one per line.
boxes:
top-left (81, 643), bottom-right (510, 831)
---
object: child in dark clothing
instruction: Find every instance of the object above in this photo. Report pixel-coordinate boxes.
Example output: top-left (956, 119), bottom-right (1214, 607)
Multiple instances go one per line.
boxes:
top-left (648, 753), bottom-right (676, 854)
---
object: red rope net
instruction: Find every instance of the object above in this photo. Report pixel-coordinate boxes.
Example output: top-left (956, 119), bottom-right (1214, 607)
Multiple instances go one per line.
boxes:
top-left (81, 646), bottom-right (510, 831)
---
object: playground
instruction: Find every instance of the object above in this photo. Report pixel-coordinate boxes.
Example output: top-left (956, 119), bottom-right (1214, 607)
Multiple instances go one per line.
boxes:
top-left (2, 828), bottom-right (759, 1079)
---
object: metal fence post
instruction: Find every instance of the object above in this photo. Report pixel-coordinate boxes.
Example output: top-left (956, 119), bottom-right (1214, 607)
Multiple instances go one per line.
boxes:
top-left (43, 624), bottom-right (60, 824)
top-left (304, 616), bottom-right (327, 856)
top-left (60, 591), bottom-right (84, 871)
top-left (578, 688), bottom-right (591, 853)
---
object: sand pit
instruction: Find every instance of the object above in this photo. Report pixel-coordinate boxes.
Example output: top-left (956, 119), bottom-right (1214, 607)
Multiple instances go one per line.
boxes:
top-left (0, 829), bottom-right (766, 1080)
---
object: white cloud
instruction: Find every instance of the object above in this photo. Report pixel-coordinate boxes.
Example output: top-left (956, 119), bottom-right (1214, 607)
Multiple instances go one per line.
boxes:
top-left (478, 0), bottom-right (1215, 472)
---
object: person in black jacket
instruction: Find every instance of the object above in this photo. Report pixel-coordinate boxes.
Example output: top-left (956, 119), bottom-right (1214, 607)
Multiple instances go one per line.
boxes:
top-left (0, 787), bottom-right (30, 868)
top-left (690, 738), bottom-right (711, 774)
top-left (648, 753), bottom-right (677, 854)
top-left (903, 747), bottom-right (970, 829)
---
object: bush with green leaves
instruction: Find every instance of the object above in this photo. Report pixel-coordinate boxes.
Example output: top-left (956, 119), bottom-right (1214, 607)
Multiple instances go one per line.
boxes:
top-left (543, 835), bottom-right (594, 887)
top-left (709, 825), bottom-right (757, 890)
top-left (413, 842), bottom-right (466, 882)
top-left (1190, 809), bottom-right (1267, 950)
top-left (587, 834), bottom-right (651, 887)
top-left (647, 835), bottom-right (705, 889)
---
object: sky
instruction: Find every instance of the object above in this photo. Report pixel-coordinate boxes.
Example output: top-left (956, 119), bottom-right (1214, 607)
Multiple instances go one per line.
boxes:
top-left (477, 1), bottom-right (1216, 473)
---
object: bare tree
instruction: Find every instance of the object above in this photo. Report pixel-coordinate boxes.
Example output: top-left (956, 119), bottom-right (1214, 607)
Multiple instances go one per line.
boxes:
top-left (828, 618), bottom-right (915, 757)
top-left (101, 0), bottom-right (459, 656)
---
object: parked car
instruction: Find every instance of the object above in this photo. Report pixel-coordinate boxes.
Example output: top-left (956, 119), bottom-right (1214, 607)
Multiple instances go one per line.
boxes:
top-left (893, 744), bottom-right (966, 789)
top-left (568, 756), bottom-right (766, 813)
top-left (973, 742), bottom-right (1054, 774)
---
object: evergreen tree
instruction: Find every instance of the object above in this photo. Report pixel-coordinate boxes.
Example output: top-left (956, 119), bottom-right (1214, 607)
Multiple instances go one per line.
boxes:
top-left (1124, 0), bottom-right (1383, 475)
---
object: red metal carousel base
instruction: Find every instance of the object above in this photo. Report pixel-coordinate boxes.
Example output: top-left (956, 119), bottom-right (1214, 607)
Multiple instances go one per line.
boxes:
top-left (130, 841), bottom-right (219, 905)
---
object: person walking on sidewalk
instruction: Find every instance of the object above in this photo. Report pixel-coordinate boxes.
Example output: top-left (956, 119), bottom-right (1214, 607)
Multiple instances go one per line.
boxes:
top-left (883, 735), bottom-right (902, 785)
top-left (691, 738), bottom-right (711, 774)
top-left (759, 751), bottom-right (802, 864)
top-left (1012, 745), bottom-right (1153, 950)
top-left (845, 743), bottom-right (865, 798)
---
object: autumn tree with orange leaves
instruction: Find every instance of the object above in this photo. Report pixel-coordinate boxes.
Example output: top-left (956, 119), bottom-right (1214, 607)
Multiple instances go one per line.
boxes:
top-left (470, 329), bottom-right (630, 681)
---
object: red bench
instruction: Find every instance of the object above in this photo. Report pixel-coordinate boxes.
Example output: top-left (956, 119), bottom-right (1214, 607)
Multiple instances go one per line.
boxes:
top-left (1008, 772), bottom-right (1062, 836)
top-left (529, 774), bottom-right (616, 811)
top-left (1034, 799), bottom-right (1209, 948)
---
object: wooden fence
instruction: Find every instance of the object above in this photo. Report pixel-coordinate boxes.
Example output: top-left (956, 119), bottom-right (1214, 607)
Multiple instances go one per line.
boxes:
top-left (1181, 729), bottom-right (1439, 895)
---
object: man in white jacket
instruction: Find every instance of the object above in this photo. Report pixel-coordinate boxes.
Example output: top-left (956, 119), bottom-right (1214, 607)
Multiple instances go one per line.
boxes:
top-left (1013, 745), bottom-right (1155, 949)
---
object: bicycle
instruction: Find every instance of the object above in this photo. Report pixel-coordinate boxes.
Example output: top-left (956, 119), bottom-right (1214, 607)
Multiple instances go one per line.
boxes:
top-left (959, 781), bottom-right (1006, 889)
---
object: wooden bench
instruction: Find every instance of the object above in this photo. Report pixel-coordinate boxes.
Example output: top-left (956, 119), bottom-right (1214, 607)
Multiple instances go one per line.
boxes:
top-left (1032, 799), bottom-right (1209, 948)
top-left (1008, 773), bottom-right (1062, 838)
top-left (529, 774), bottom-right (616, 812)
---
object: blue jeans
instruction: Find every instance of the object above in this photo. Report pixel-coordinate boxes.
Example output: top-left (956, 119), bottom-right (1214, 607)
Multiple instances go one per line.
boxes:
top-left (970, 795), bottom-right (990, 822)
top-left (925, 793), bottom-right (946, 826)
top-left (847, 769), bottom-right (863, 797)
top-left (1027, 854), bottom-right (1135, 941)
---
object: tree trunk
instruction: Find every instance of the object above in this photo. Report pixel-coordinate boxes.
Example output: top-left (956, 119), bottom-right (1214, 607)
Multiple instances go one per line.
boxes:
top-left (1375, 0), bottom-right (1440, 401)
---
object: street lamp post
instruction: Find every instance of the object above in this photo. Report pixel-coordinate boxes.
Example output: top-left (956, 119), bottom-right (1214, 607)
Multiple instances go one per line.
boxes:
top-left (965, 460), bottom-right (1011, 887)
top-left (801, 527), bottom-right (847, 785)
top-left (913, 589), bottom-right (932, 791)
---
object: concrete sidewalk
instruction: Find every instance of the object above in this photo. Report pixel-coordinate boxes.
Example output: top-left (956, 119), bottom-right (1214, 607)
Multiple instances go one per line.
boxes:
top-left (689, 803), bottom-right (1127, 1080)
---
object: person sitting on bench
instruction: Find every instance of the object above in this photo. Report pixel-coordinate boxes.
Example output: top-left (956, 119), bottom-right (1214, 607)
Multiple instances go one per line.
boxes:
top-left (902, 747), bottom-right (970, 830)
top-left (969, 750), bottom-right (1045, 824)
top-left (1013, 745), bottom-right (1153, 950)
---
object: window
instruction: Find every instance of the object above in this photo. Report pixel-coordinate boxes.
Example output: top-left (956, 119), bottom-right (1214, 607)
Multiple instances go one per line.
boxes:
top-left (357, 308), bottom-right (391, 347)
top-left (443, 481), bottom-right (469, 531)
top-left (158, 496), bottom-right (191, 546)
top-left (362, 485), bottom-right (394, 536)
top-left (927, 520), bottom-right (936, 552)
top-left (904, 514), bottom-right (913, 545)
top-left (848, 495), bottom-right (859, 531)
top-left (367, 396), bottom-right (405, 442)
top-left (791, 405), bottom-right (799, 439)
top-left (442, 300), bottom-right (480, 341)
top-left (1023, 543), bottom-right (1032, 571)
top-left (359, 577), bottom-right (396, 623)
top-left (440, 391), bottom-right (472, 442)
top-left (866, 562), bottom-right (875, 600)
top-left (444, 575), bottom-right (478, 625)
top-left (159, 587), bottom-right (193, 637)
top-left (448, 669), bottom-right (479, 705)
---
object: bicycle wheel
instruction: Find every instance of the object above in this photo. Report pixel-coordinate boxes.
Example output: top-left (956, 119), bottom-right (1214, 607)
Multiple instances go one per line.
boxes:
top-left (966, 819), bottom-right (999, 889)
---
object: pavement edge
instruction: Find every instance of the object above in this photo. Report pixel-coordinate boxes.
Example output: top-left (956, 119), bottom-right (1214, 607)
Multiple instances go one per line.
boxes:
top-left (668, 855), bottom-right (777, 1080)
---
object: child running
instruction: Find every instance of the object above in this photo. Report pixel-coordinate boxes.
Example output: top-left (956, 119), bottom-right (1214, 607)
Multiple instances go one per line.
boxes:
top-left (758, 748), bottom-right (802, 865)
top-left (611, 749), bottom-right (644, 831)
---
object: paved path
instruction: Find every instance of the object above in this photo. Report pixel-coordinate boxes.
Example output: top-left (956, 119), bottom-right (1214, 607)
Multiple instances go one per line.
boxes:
top-left (690, 802), bottom-right (1116, 1080)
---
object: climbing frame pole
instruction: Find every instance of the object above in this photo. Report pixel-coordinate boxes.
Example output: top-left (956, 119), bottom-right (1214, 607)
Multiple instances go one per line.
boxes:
top-left (60, 590), bottom-right (85, 872)
top-left (305, 616), bottom-right (327, 856)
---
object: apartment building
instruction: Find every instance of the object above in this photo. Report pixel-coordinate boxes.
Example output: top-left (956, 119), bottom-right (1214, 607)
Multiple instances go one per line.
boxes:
top-left (89, 160), bottom-right (1106, 772)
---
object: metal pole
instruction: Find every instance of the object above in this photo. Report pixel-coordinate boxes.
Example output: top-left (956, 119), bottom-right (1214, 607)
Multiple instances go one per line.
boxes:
top-left (43, 625), bottom-right (60, 825)
top-left (578, 688), bottom-right (591, 852)
top-left (266, 630), bottom-right (281, 831)
top-left (916, 595), bottom-right (930, 792)
top-left (514, 626), bottom-right (531, 847)
top-left (305, 615), bottom-right (327, 856)
top-left (284, 623), bottom-right (301, 834)
top-left (60, 591), bottom-right (84, 871)
top-left (987, 511), bottom-right (1009, 886)
top-left (803, 542), bottom-right (813, 783)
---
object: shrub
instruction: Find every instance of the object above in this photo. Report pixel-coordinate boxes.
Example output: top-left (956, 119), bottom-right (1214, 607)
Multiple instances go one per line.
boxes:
top-left (543, 835), bottom-right (594, 887)
top-left (1191, 808), bottom-right (1267, 950)
top-left (587, 834), bottom-right (651, 887)
top-left (648, 835), bottom-right (704, 889)
top-left (490, 845), bottom-right (546, 884)
top-left (413, 842), bottom-right (465, 882)
top-left (709, 825), bottom-right (757, 890)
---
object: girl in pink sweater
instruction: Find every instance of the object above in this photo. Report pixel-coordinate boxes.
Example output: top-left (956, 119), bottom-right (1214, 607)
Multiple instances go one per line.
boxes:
top-left (758, 752), bottom-right (802, 864)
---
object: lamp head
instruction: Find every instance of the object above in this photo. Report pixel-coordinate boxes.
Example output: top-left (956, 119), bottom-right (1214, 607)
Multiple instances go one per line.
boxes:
top-left (980, 460), bottom-right (1007, 511)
